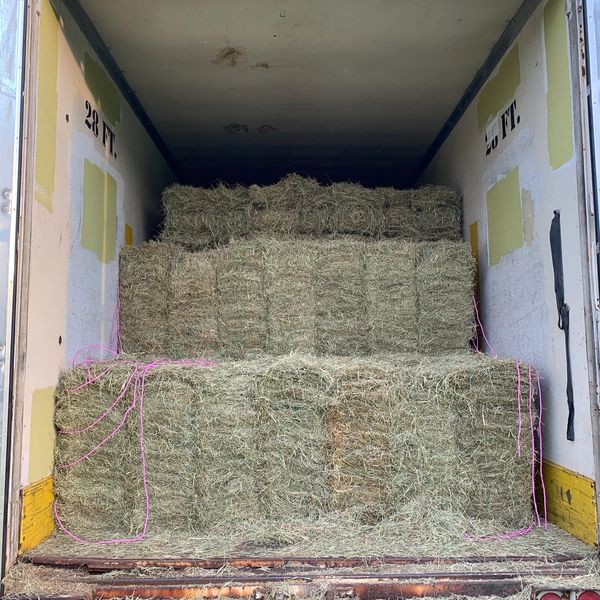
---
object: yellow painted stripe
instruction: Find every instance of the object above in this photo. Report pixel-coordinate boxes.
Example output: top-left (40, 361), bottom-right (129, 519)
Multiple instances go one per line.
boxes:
top-left (19, 476), bottom-right (55, 553)
top-left (125, 223), bottom-right (133, 247)
top-left (542, 461), bottom-right (597, 545)
top-left (34, 0), bottom-right (59, 213)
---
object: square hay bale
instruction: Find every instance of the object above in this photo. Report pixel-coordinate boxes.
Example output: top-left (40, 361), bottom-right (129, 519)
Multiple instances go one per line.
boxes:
top-left (314, 239), bottom-right (369, 355)
top-left (416, 241), bottom-right (475, 354)
top-left (191, 362), bottom-right (259, 531)
top-left (379, 187), bottom-right (420, 239)
top-left (263, 240), bottom-right (317, 354)
top-left (451, 358), bottom-right (535, 524)
top-left (326, 360), bottom-right (397, 523)
top-left (53, 364), bottom-right (140, 538)
top-left (250, 175), bottom-right (303, 235)
top-left (297, 182), bottom-right (337, 235)
top-left (365, 241), bottom-right (418, 353)
top-left (169, 250), bottom-right (219, 358)
top-left (161, 183), bottom-right (252, 250)
top-left (330, 183), bottom-right (385, 236)
top-left (411, 185), bottom-right (462, 241)
top-left (216, 241), bottom-right (268, 357)
top-left (138, 369), bottom-right (198, 533)
top-left (120, 242), bottom-right (180, 357)
top-left (253, 356), bottom-right (332, 520)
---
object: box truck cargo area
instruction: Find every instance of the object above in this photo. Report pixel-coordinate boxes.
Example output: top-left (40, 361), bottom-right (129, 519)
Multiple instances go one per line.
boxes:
top-left (1, 0), bottom-right (600, 598)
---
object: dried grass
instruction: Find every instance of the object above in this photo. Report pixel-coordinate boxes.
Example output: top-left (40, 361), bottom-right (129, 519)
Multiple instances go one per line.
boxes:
top-left (54, 353), bottom-right (536, 547)
top-left (160, 176), bottom-right (461, 249)
top-left (120, 238), bottom-right (473, 359)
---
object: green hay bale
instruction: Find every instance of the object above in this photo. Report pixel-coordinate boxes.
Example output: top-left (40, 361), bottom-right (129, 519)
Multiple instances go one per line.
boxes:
top-left (160, 177), bottom-right (462, 248)
top-left (119, 242), bottom-right (180, 357)
top-left (326, 361), bottom-right (396, 523)
top-left (53, 364), bottom-right (140, 537)
top-left (411, 185), bottom-right (462, 241)
top-left (161, 183), bottom-right (252, 249)
top-left (263, 240), bottom-right (317, 354)
top-left (169, 250), bottom-right (219, 358)
top-left (365, 241), bottom-right (418, 353)
top-left (314, 239), bottom-right (369, 355)
top-left (137, 369), bottom-right (198, 533)
top-left (379, 187), bottom-right (420, 238)
top-left (216, 241), bottom-right (268, 357)
top-left (416, 241), bottom-right (475, 353)
top-left (54, 353), bottom-right (535, 543)
top-left (192, 362), bottom-right (259, 531)
top-left (119, 238), bottom-right (475, 358)
top-left (330, 183), bottom-right (385, 236)
top-left (250, 175), bottom-right (303, 235)
top-left (253, 356), bottom-right (332, 519)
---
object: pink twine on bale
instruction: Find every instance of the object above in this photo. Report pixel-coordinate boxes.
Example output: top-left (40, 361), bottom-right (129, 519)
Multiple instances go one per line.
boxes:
top-left (472, 295), bottom-right (497, 357)
top-left (54, 356), bottom-right (215, 545)
top-left (465, 299), bottom-right (548, 542)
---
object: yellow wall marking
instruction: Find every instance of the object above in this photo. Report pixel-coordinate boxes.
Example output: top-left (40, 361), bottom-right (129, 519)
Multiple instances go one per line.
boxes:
top-left (542, 461), bottom-right (597, 545)
top-left (487, 168), bottom-right (524, 266)
top-left (125, 223), bottom-right (133, 246)
top-left (84, 52), bottom-right (121, 126)
top-left (28, 387), bottom-right (56, 484)
top-left (34, 0), bottom-right (59, 213)
top-left (82, 160), bottom-right (117, 263)
top-left (477, 45), bottom-right (521, 131)
top-left (544, 0), bottom-right (575, 169)
top-left (19, 476), bottom-right (55, 553)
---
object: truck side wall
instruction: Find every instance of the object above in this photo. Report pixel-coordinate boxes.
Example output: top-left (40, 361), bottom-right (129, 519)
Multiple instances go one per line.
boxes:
top-left (16, 0), bottom-right (174, 552)
top-left (422, 0), bottom-right (598, 543)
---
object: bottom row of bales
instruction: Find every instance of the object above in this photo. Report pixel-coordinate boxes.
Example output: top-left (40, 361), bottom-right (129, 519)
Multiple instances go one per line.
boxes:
top-left (54, 352), bottom-right (535, 543)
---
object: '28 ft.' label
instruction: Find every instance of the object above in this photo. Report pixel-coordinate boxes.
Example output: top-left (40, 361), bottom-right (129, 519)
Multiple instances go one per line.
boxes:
top-left (84, 100), bottom-right (117, 159)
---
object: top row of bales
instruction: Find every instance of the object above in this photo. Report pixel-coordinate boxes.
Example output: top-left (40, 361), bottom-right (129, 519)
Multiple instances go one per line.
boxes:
top-left (160, 174), bottom-right (462, 249)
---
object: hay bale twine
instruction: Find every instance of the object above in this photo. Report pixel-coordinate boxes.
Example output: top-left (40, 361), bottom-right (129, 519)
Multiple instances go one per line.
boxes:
top-left (314, 239), bottom-right (369, 355)
top-left (416, 241), bottom-right (475, 353)
top-left (120, 242), bottom-right (180, 357)
top-left (365, 241), bottom-right (418, 353)
top-left (169, 249), bottom-right (219, 358)
top-left (216, 241), bottom-right (268, 357)
top-left (263, 239), bottom-right (317, 354)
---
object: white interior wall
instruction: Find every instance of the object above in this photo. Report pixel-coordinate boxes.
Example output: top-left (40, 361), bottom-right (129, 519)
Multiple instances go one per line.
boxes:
top-left (422, 0), bottom-right (595, 478)
top-left (19, 0), bottom-right (174, 486)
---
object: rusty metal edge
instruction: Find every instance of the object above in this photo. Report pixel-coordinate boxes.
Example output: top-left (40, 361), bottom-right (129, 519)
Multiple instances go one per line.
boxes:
top-left (22, 553), bottom-right (588, 573)
top-left (96, 569), bottom-right (588, 587)
top-left (92, 579), bottom-right (526, 599)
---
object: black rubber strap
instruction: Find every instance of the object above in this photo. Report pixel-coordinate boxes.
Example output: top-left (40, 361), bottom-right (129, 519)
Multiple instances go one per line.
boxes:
top-left (550, 210), bottom-right (575, 441)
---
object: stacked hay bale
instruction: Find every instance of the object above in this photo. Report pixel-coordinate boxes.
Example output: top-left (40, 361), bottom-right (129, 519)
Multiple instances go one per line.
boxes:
top-left (53, 355), bottom-right (535, 540)
top-left (161, 174), bottom-right (461, 249)
top-left (119, 238), bottom-right (475, 358)
top-left (53, 176), bottom-right (540, 550)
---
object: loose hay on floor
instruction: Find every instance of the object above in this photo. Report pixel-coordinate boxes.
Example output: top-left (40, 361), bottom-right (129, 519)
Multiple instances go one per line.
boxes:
top-left (159, 176), bottom-right (461, 248)
top-left (120, 238), bottom-right (474, 358)
top-left (54, 353), bottom-right (536, 546)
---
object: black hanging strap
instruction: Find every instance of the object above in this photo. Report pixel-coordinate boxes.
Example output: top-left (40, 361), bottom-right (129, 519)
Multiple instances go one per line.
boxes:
top-left (549, 210), bottom-right (575, 441)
